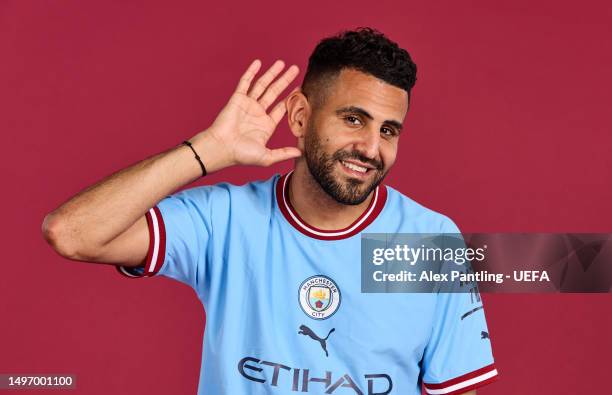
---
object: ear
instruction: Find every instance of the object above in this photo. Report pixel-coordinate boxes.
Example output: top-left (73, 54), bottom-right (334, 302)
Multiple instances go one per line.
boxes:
top-left (286, 87), bottom-right (311, 139)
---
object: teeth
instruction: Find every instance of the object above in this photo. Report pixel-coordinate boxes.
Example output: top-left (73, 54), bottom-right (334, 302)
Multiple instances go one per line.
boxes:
top-left (342, 160), bottom-right (367, 173)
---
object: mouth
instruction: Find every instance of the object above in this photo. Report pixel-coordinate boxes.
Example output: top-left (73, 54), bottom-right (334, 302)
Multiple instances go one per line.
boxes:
top-left (339, 160), bottom-right (374, 178)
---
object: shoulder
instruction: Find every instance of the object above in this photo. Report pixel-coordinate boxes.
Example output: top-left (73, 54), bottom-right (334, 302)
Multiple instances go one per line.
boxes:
top-left (171, 174), bottom-right (277, 198)
top-left (166, 173), bottom-right (279, 215)
top-left (382, 185), bottom-right (461, 233)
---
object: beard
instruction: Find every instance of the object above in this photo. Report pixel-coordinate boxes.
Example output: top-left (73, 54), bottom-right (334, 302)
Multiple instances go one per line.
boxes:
top-left (304, 126), bottom-right (387, 205)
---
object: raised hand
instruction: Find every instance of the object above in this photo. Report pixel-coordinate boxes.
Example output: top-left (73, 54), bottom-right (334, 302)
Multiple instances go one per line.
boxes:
top-left (197, 59), bottom-right (301, 170)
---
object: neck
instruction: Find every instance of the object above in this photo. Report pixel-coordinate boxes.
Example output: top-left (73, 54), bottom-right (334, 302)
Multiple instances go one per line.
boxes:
top-left (288, 162), bottom-right (375, 230)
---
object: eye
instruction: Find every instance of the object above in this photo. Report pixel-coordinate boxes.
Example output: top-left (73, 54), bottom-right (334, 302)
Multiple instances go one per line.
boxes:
top-left (344, 115), bottom-right (362, 126)
top-left (381, 127), bottom-right (396, 137)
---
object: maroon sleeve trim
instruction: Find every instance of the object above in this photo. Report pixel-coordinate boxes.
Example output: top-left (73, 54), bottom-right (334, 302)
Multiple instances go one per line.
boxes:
top-left (116, 207), bottom-right (166, 278)
top-left (423, 363), bottom-right (499, 394)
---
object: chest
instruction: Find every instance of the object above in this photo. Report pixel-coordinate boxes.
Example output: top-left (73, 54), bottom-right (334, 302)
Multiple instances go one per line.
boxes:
top-left (213, 226), bottom-right (437, 361)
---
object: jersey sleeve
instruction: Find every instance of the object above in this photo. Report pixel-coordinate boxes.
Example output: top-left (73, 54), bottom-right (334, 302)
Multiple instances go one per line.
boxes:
top-left (116, 185), bottom-right (227, 291)
top-left (420, 217), bottom-right (499, 395)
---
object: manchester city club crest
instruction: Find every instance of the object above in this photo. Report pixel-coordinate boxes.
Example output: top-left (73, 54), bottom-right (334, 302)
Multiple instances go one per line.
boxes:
top-left (298, 275), bottom-right (341, 320)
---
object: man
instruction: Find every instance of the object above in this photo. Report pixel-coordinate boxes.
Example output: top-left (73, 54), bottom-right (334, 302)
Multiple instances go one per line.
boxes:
top-left (43, 28), bottom-right (497, 395)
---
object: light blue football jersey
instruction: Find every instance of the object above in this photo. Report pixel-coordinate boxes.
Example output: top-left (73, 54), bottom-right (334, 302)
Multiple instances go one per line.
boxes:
top-left (118, 172), bottom-right (498, 395)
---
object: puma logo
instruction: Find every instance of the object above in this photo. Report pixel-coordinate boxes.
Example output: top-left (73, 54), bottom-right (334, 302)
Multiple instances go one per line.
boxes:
top-left (481, 331), bottom-right (490, 339)
top-left (298, 324), bottom-right (335, 357)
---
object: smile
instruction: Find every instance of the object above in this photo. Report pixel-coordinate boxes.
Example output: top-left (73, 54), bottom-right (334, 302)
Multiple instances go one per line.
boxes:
top-left (340, 160), bottom-right (371, 175)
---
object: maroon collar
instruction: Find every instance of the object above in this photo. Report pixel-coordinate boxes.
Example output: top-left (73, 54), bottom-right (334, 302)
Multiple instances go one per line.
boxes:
top-left (275, 172), bottom-right (387, 240)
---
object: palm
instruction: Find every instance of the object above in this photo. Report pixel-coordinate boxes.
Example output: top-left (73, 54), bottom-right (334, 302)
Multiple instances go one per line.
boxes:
top-left (207, 59), bottom-right (301, 167)
top-left (218, 93), bottom-right (276, 163)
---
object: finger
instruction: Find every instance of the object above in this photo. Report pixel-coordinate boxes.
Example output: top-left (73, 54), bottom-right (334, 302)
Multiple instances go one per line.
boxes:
top-left (269, 96), bottom-right (288, 126)
top-left (235, 59), bottom-right (262, 94)
top-left (259, 65), bottom-right (300, 110)
top-left (248, 60), bottom-right (285, 100)
top-left (261, 147), bottom-right (302, 166)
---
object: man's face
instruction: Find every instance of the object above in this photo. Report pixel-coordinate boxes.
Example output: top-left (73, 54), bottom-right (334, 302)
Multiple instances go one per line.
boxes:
top-left (303, 68), bottom-right (409, 205)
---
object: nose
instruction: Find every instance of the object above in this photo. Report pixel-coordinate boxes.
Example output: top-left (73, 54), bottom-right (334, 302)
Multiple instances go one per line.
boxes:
top-left (353, 126), bottom-right (381, 160)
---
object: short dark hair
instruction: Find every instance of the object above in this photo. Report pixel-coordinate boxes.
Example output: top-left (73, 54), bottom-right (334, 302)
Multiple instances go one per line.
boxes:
top-left (302, 27), bottom-right (417, 110)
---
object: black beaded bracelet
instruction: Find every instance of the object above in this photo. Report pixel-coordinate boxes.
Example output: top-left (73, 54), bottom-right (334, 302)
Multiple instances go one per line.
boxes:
top-left (182, 140), bottom-right (207, 177)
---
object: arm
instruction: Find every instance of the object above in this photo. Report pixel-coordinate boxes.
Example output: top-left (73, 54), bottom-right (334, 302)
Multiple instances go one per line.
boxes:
top-left (42, 59), bottom-right (301, 267)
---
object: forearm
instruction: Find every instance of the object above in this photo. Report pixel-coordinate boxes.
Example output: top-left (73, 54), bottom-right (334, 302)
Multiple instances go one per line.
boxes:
top-left (42, 59), bottom-right (299, 263)
top-left (42, 130), bottom-right (224, 259)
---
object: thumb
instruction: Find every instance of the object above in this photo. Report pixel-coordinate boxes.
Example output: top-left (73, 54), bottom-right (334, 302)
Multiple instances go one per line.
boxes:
top-left (261, 146), bottom-right (302, 166)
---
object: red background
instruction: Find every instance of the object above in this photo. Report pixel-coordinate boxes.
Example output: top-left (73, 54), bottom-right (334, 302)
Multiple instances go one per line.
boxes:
top-left (1, 1), bottom-right (611, 394)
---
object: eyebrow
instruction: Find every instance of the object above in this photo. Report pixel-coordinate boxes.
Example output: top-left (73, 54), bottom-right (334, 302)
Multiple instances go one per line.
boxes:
top-left (335, 106), bottom-right (403, 131)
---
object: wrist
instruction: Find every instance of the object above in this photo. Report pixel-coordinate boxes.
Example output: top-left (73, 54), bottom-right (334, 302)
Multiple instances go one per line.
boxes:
top-left (188, 129), bottom-right (234, 174)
